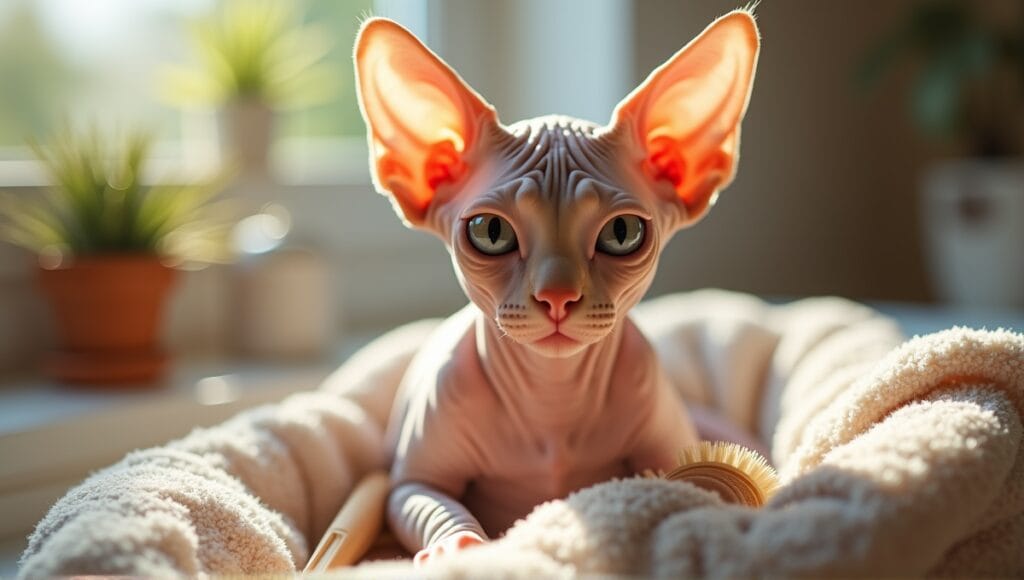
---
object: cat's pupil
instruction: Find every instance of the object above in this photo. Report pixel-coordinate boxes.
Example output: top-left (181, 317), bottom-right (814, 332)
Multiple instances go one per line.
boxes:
top-left (613, 217), bottom-right (627, 245)
top-left (487, 217), bottom-right (501, 244)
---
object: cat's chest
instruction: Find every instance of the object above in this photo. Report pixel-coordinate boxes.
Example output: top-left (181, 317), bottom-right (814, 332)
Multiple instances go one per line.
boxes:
top-left (463, 418), bottom-right (636, 535)
top-left (452, 334), bottom-right (656, 491)
top-left (475, 405), bottom-right (638, 493)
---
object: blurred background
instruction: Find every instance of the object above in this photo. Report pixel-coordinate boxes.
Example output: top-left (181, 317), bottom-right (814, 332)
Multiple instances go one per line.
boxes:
top-left (0, 0), bottom-right (1022, 571)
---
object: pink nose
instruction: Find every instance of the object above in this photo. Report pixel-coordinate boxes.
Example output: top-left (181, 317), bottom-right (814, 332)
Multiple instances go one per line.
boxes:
top-left (534, 288), bottom-right (581, 322)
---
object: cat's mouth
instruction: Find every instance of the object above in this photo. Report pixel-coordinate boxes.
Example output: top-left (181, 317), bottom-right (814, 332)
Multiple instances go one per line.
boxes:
top-left (496, 304), bottom-right (615, 357)
top-left (535, 330), bottom-right (577, 348)
top-left (527, 327), bottom-right (589, 357)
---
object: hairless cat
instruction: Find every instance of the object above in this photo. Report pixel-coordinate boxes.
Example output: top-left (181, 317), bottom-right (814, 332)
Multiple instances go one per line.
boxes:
top-left (353, 10), bottom-right (761, 565)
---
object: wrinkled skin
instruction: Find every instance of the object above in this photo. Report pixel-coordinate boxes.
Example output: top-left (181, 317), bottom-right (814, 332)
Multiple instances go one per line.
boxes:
top-left (353, 11), bottom-right (761, 564)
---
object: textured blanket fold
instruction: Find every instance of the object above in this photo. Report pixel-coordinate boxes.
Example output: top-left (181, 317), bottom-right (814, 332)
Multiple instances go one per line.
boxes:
top-left (18, 290), bottom-right (1024, 577)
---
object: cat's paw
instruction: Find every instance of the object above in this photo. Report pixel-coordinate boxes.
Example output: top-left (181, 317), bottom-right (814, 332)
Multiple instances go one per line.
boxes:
top-left (413, 531), bottom-right (486, 567)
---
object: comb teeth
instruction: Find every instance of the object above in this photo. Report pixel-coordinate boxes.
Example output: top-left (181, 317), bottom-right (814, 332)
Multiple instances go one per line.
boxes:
top-left (666, 441), bottom-right (780, 506)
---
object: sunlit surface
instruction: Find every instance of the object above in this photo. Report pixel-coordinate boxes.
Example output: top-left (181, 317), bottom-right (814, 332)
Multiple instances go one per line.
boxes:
top-left (194, 374), bottom-right (240, 406)
top-left (232, 204), bottom-right (292, 255)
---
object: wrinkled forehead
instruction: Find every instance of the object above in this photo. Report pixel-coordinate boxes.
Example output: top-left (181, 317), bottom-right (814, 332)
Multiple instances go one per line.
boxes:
top-left (483, 115), bottom-right (634, 210)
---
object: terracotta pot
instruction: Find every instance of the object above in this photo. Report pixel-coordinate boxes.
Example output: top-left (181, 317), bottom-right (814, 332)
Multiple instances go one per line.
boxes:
top-left (37, 255), bottom-right (177, 385)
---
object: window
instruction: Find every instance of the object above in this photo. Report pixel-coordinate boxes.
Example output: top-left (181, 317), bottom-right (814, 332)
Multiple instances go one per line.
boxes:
top-left (0, 0), bottom-right (376, 170)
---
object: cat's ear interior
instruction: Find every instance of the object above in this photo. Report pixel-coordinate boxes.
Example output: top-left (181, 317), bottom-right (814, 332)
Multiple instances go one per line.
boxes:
top-left (611, 11), bottom-right (759, 224)
top-left (354, 18), bottom-right (496, 226)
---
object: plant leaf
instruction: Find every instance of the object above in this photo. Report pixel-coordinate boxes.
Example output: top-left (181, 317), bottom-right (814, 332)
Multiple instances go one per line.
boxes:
top-left (9, 127), bottom-right (230, 261)
top-left (912, 57), bottom-right (962, 136)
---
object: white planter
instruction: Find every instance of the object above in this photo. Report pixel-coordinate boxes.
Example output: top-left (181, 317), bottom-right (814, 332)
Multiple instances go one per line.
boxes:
top-left (218, 98), bottom-right (275, 178)
top-left (233, 247), bottom-right (336, 359)
top-left (921, 160), bottom-right (1024, 309)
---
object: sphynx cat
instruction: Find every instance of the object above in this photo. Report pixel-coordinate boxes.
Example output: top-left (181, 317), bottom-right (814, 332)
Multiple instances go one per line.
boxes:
top-left (353, 10), bottom-right (760, 565)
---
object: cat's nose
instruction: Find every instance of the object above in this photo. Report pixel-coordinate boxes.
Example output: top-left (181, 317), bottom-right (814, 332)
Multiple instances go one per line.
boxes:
top-left (534, 287), bottom-right (581, 322)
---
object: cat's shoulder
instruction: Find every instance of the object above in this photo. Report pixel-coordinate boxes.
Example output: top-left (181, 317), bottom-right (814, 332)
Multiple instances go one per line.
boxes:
top-left (408, 304), bottom-right (477, 360)
top-left (610, 315), bottom-right (663, 390)
top-left (402, 304), bottom-right (492, 408)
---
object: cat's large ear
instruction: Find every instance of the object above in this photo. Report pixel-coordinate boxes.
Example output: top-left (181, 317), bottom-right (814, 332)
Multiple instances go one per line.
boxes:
top-left (611, 11), bottom-right (759, 224)
top-left (354, 18), bottom-right (497, 226)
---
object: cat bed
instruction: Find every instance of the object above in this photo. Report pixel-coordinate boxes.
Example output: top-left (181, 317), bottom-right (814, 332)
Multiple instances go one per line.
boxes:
top-left (18, 290), bottom-right (1024, 577)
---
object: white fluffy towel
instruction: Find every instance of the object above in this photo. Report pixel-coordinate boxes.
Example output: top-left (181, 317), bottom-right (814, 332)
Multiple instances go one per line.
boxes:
top-left (18, 291), bottom-right (1024, 577)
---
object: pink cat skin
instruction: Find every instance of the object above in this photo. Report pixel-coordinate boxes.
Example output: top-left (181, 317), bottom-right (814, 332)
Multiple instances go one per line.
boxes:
top-left (354, 10), bottom-right (760, 564)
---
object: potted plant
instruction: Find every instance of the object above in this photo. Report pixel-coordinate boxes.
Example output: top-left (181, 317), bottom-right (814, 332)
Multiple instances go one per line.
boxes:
top-left (0, 128), bottom-right (230, 385)
top-left (859, 1), bottom-right (1024, 308)
top-left (160, 0), bottom-right (337, 178)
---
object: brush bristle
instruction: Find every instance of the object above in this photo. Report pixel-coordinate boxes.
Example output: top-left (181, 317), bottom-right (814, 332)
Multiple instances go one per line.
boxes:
top-left (670, 441), bottom-right (780, 503)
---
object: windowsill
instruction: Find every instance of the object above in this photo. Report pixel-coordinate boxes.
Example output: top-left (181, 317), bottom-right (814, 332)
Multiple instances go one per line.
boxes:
top-left (868, 300), bottom-right (1024, 338)
top-left (0, 136), bottom-right (373, 188)
top-left (0, 356), bottom-right (335, 438)
top-left (0, 331), bottom-right (384, 547)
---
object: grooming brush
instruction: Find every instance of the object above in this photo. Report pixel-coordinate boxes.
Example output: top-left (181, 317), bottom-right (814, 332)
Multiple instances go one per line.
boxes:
top-left (662, 441), bottom-right (779, 507)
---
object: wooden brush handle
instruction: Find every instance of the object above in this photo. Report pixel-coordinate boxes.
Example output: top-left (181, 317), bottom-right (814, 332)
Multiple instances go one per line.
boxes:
top-left (303, 471), bottom-right (391, 573)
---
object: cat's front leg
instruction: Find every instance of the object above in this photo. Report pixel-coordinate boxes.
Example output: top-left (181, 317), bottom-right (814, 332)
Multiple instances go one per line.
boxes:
top-left (387, 351), bottom-right (493, 563)
top-left (388, 482), bottom-right (487, 565)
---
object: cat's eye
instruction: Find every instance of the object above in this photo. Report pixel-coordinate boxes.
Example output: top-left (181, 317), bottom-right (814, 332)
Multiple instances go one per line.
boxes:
top-left (596, 215), bottom-right (645, 256)
top-left (467, 214), bottom-right (518, 255)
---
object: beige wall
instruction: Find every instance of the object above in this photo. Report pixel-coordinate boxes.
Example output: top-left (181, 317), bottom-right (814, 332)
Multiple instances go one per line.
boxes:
top-left (633, 1), bottom-right (940, 302)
